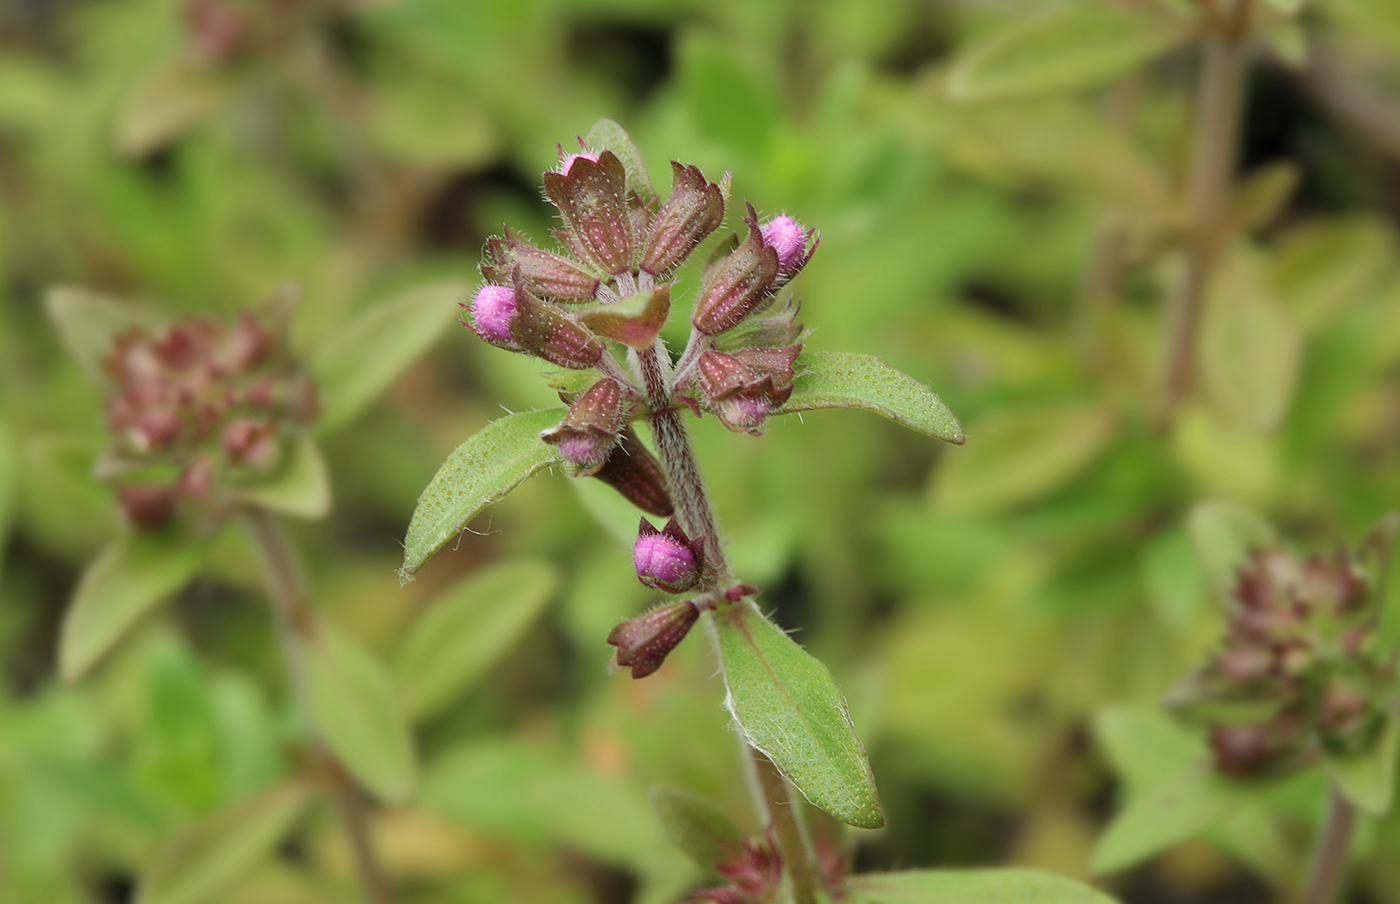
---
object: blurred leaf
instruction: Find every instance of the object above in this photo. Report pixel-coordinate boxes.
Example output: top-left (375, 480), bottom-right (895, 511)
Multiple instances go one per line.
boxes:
top-left (681, 34), bottom-right (780, 159)
top-left (1324, 714), bottom-right (1399, 815)
top-left (1170, 405), bottom-right (1279, 504)
top-left (0, 419), bottom-right (13, 575)
top-left (1095, 707), bottom-right (1205, 789)
top-left (366, 77), bottom-right (501, 168)
top-left (1329, 0), bottom-right (1400, 57)
top-left (115, 59), bottom-right (231, 158)
top-left (931, 403), bottom-right (1114, 515)
top-left (1201, 254), bottom-right (1302, 432)
top-left (1187, 500), bottom-right (1275, 601)
top-left (1269, 215), bottom-right (1394, 331)
top-left (1142, 527), bottom-right (1206, 628)
top-left (60, 528), bottom-right (216, 682)
top-left (234, 433), bottom-right (331, 520)
top-left (1226, 162), bottom-right (1300, 234)
top-left (783, 351), bottom-right (964, 443)
top-left (400, 408), bottom-right (564, 578)
top-left (395, 559), bottom-right (559, 720)
top-left (948, 4), bottom-right (1190, 102)
top-left (45, 285), bottom-right (159, 385)
top-left (1260, 16), bottom-right (1308, 65)
top-left (1089, 765), bottom-right (1238, 875)
top-left (1260, 0), bottom-right (1304, 13)
top-left (312, 281), bottom-right (465, 435)
top-left (422, 739), bottom-right (663, 866)
top-left (137, 781), bottom-right (312, 904)
top-left (648, 786), bottom-right (746, 875)
top-left (584, 118), bottom-right (657, 204)
top-left (305, 621), bottom-right (417, 803)
top-left (848, 868), bottom-right (1120, 903)
top-left (714, 603), bottom-right (883, 829)
top-left (579, 287), bottom-right (671, 350)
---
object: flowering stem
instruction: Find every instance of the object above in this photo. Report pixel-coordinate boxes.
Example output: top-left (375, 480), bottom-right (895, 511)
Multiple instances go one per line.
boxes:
top-left (245, 508), bottom-right (395, 904)
top-left (636, 337), bottom-right (822, 898)
top-left (752, 747), bottom-right (820, 904)
top-left (1297, 784), bottom-right (1356, 904)
top-left (1157, 0), bottom-right (1250, 424)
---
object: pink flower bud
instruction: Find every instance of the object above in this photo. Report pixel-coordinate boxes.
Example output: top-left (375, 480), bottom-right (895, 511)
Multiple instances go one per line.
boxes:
top-left (540, 379), bottom-right (629, 476)
top-left (691, 210), bottom-right (779, 337)
top-left (559, 151), bottom-right (599, 174)
top-left (760, 214), bottom-right (818, 285)
top-left (542, 151), bottom-right (634, 275)
top-left (607, 599), bottom-right (700, 679)
top-left (468, 285), bottom-right (518, 346)
top-left (634, 517), bottom-right (703, 592)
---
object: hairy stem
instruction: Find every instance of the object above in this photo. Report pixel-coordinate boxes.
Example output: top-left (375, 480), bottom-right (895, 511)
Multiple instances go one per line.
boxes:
top-left (245, 508), bottom-right (395, 904)
top-left (1158, 0), bottom-right (1251, 424)
top-left (1297, 785), bottom-right (1356, 904)
top-left (752, 748), bottom-right (820, 904)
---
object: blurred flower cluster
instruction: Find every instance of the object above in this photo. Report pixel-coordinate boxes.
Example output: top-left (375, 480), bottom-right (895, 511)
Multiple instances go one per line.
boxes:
top-left (1171, 538), bottom-right (1394, 778)
top-left (101, 308), bottom-right (317, 529)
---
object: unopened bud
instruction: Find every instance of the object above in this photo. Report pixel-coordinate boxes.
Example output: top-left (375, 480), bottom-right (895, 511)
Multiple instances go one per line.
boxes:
top-left (482, 226), bottom-right (600, 301)
top-left (559, 151), bottom-right (599, 174)
top-left (467, 285), bottom-right (518, 347)
top-left (540, 379), bottom-right (629, 476)
top-left (508, 289), bottom-right (604, 369)
top-left (591, 428), bottom-right (674, 517)
top-left (760, 215), bottom-right (816, 277)
top-left (695, 347), bottom-right (800, 434)
top-left (634, 517), bottom-right (703, 592)
top-left (691, 210), bottom-right (779, 337)
top-left (542, 151), bottom-right (634, 275)
top-left (641, 162), bottom-right (724, 276)
top-left (117, 483), bottom-right (178, 530)
top-left (607, 599), bottom-right (700, 679)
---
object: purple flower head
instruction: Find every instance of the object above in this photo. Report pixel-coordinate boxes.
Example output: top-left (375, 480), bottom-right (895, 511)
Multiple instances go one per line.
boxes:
top-left (468, 285), bottom-right (518, 346)
top-left (634, 517), bottom-right (704, 593)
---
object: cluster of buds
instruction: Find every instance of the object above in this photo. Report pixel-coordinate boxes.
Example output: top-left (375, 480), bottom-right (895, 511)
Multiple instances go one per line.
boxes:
top-left (683, 826), bottom-right (848, 904)
top-left (102, 310), bottom-right (317, 529)
top-left (464, 134), bottom-right (820, 679)
top-left (1169, 543), bottom-right (1392, 778)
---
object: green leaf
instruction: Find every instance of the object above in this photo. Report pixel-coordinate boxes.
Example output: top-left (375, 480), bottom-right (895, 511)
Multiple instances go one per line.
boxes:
top-left (115, 59), bottom-right (232, 157)
top-left (1187, 500), bottom-right (1276, 601)
top-left (311, 281), bottom-right (465, 435)
top-left (45, 285), bottom-right (159, 384)
top-left (782, 351), bottom-right (964, 443)
top-left (422, 738), bottom-right (664, 866)
top-left (713, 603), bottom-right (883, 829)
top-left (649, 786), bottom-right (747, 875)
top-left (1095, 707), bottom-right (1206, 789)
top-left (948, 4), bottom-right (1190, 103)
top-left (1089, 765), bottom-right (1239, 875)
top-left (400, 408), bottom-right (565, 578)
top-left (60, 529), bottom-right (217, 683)
top-left (233, 432), bottom-right (331, 519)
top-left (578, 287), bottom-right (671, 350)
top-left (1200, 254), bottom-right (1302, 433)
top-left (1269, 215), bottom-right (1394, 331)
top-left (137, 781), bottom-right (312, 904)
top-left (0, 419), bottom-right (13, 577)
top-left (1324, 714), bottom-right (1399, 815)
top-left (1227, 162), bottom-right (1300, 234)
top-left (930, 403), bottom-right (1115, 514)
top-left (395, 559), bottom-right (559, 720)
top-left (847, 868), bottom-right (1120, 904)
top-left (305, 621), bottom-right (417, 803)
top-left (584, 118), bottom-right (656, 204)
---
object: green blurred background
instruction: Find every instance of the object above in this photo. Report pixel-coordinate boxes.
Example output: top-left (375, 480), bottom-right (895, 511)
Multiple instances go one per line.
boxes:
top-left (3, 0), bottom-right (1400, 901)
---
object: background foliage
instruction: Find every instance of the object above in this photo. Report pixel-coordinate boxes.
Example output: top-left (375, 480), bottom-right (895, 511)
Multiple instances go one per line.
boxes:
top-left (3, 0), bottom-right (1400, 902)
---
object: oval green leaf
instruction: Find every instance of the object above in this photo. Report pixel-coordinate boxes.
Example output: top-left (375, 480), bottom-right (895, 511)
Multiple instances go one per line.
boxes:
top-left (948, 4), bottom-right (1191, 102)
top-left (1089, 765), bottom-right (1239, 876)
top-left (400, 408), bottom-right (565, 578)
top-left (311, 281), bottom-right (465, 435)
top-left (395, 559), bottom-right (559, 720)
top-left (305, 621), bottom-right (417, 803)
top-left (649, 786), bottom-right (747, 875)
top-left (848, 868), bottom-right (1121, 904)
top-left (61, 528), bottom-right (218, 683)
top-left (1324, 714), bottom-right (1399, 816)
top-left (233, 432), bottom-right (331, 520)
top-left (137, 781), bottom-right (312, 904)
top-left (782, 351), bottom-right (964, 444)
top-left (713, 603), bottom-right (883, 829)
top-left (45, 285), bottom-right (160, 385)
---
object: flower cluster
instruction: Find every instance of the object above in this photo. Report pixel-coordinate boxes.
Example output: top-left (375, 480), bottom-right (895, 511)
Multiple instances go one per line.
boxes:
top-left (682, 827), bottom-right (847, 904)
top-left (102, 310), bottom-right (317, 529)
top-left (462, 138), bottom-right (818, 678)
top-left (1170, 544), bottom-right (1391, 777)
